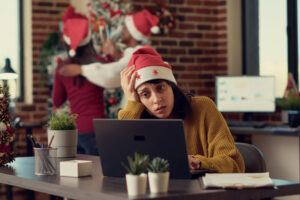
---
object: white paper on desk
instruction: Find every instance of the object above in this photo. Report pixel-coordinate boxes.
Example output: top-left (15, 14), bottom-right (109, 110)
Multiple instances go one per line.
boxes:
top-left (202, 172), bottom-right (274, 189)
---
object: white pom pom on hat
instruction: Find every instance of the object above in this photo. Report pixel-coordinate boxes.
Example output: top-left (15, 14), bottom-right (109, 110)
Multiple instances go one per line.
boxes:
top-left (69, 49), bottom-right (76, 57)
top-left (125, 9), bottom-right (160, 42)
top-left (61, 6), bottom-right (91, 58)
top-left (151, 26), bottom-right (160, 34)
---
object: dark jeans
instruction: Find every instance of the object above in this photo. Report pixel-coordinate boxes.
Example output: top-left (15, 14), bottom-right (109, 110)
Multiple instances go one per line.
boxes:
top-left (77, 132), bottom-right (99, 155)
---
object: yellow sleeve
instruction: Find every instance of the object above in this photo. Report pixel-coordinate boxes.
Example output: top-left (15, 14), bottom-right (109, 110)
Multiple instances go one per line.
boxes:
top-left (118, 100), bottom-right (145, 119)
top-left (192, 97), bottom-right (245, 173)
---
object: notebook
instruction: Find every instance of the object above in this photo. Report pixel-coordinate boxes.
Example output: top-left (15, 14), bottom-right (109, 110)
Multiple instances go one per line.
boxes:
top-left (202, 172), bottom-right (274, 189)
top-left (93, 119), bottom-right (207, 179)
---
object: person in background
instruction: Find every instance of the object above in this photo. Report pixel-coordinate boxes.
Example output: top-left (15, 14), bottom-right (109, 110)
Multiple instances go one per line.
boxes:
top-left (118, 46), bottom-right (245, 173)
top-left (52, 6), bottom-right (110, 155)
top-left (59, 9), bottom-right (160, 107)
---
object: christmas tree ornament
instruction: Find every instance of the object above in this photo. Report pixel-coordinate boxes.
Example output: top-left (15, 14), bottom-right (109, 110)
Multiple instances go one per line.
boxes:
top-left (108, 97), bottom-right (116, 105)
top-left (151, 5), bottom-right (177, 35)
top-left (88, 0), bottom-right (132, 53)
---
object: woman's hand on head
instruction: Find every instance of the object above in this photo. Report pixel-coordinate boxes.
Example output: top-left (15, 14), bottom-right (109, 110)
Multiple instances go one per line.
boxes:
top-left (121, 65), bottom-right (139, 102)
top-left (188, 155), bottom-right (201, 170)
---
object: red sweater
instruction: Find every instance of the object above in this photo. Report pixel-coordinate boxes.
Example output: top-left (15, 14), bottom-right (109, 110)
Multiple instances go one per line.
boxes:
top-left (52, 59), bottom-right (105, 133)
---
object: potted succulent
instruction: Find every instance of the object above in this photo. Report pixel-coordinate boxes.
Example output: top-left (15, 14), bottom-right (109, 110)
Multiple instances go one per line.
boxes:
top-left (276, 93), bottom-right (300, 127)
top-left (147, 157), bottom-right (170, 194)
top-left (122, 152), bottom-right (150, 196)
top-left (47, 112), bottom-right (78, 157)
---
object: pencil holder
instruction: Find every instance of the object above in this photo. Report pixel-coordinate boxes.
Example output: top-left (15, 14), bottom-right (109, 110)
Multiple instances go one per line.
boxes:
top-left (34, 147), bottom-right (57, 175)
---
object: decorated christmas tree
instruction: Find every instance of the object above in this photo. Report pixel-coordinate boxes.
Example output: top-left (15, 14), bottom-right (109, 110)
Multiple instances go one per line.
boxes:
top-left (0, 83), bottom-right (15, 166)
top-left (88, 0), bottom-right (132, 118)
top-left (88, 0), bottom-right (132, 54)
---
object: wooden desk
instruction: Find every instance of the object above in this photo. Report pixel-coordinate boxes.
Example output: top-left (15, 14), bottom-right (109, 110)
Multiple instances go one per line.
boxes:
top-left (1, 155), bottom-right (300, 200)
top-left (230, 126), bottom-right (300, 200)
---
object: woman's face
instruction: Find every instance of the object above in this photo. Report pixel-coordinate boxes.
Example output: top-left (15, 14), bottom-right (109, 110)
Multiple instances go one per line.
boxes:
top-left (137, 81), bottom-right (174, 119)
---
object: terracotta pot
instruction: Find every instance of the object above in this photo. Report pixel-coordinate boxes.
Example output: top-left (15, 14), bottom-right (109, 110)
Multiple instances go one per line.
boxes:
top-left (125, 173), bottom-right (147, 196)
top-left (47, 129), bottom-right (78, 157)
top-left (148, 172), bottom-right (169, 193)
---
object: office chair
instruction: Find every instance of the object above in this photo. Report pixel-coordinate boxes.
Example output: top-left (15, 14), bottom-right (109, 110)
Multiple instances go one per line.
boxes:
top-left (235, 142), bottom-right (267, 173)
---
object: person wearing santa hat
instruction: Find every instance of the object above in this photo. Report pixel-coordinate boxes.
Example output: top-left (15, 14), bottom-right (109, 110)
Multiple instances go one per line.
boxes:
top-left (60, 9), bottom-right (160, 107)
top-left (118, 46), bottom-right (245, 173)
top-left (52, 6), bottom-right (112, 155)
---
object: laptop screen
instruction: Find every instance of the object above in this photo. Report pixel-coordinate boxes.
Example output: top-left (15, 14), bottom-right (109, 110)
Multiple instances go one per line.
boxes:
top-left (93, 119), bottom-right (191, 179)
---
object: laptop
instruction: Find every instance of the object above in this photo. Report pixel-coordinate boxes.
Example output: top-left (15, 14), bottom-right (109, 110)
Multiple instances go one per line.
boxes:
top-left (93, 119), bottom-right (207, 179)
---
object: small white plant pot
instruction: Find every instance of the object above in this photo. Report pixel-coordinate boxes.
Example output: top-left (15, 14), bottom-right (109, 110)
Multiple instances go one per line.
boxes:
top-left (47, 129), bottom-right (78, 157)
top-left (125, 173), bottom-right (147, 196)
top-left (148, 172), bottom-right (170, 194)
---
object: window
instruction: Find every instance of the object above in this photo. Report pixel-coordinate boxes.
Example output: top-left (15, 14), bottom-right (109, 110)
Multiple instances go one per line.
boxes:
top-left (259, 0), bottom-right (287, 97)
top-left (0, 0), bottom-right (22, 100)
top-left (242, 0), bottom-right (299, 98)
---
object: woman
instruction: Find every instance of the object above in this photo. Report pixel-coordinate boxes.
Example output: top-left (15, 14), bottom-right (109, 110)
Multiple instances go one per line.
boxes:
top-left (52, 6), bottom-right (112, 155)
top-left (118, 45), bottom-right (245, 173)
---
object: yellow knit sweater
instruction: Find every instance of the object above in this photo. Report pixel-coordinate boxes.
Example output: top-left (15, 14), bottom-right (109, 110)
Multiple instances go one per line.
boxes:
top-left (118, 96), bottom-right (245, 173)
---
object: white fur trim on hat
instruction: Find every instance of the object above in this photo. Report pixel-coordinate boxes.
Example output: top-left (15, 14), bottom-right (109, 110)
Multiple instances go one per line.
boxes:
top-left (134, 66), bottom-right (177, 89)
top-left (125, 15), bottom-right (148, 42)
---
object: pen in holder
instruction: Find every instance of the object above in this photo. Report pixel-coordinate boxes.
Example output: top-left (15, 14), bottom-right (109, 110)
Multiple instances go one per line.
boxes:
top-left (34, 147), bottom-right (57, 176)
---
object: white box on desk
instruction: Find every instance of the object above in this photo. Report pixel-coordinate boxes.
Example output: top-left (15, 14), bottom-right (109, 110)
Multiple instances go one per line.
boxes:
top-left (60, 160), bottom-right (92, 177)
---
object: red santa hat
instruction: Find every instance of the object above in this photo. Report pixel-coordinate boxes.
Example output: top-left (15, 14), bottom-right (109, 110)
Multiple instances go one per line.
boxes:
top-left (61, 6), bottom-right (91, 57)
top-left (125, 9), bottom-right (160, 42)
top-left (127, 45), bottom-right (176, 89)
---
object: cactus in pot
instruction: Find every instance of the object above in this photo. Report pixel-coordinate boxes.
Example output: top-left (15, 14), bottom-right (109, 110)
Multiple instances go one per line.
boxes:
top-left (148, 157), bottom-right (170, 194)
top-left (122, 152), bottom-right (149, 196)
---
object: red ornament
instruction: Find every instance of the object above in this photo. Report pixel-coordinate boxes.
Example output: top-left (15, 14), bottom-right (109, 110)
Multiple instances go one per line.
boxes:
top-left (102, 3), bottom-right (110, 9)
top-left (108, 97), bottom-right (116, 105)
top-left (110, 9), bottom-right (122, 17)
top-left (56, 58), bottom-right (62, 64)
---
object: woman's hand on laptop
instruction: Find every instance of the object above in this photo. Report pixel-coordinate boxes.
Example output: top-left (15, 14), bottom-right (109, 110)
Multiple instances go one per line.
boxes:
top-left (188, 155), bottom-right (201, 170)
top-left (121, 65), bottom-right (139, 102)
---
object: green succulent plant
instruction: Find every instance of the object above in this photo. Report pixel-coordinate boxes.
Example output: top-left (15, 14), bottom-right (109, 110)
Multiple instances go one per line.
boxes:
top-left (276, 94), bottom-right (300, 110)
top-left (122, 152), bottom-right (150, 175)
top-left (48, 112), bottom-right (77, 130)
top-left (148, 157), bottom-right (169, 173)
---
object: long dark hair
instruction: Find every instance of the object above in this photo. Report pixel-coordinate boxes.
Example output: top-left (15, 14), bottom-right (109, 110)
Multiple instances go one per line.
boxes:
top-left (65, 41), bottom-right (98, 87)
top-left (140, 80), bottom-right (192, 119)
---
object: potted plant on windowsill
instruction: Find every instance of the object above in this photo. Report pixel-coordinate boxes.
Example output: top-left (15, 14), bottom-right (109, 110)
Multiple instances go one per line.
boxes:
top-left (122, 152), bottom-right (150, 196)
top-left (276, 93), bottom-right (300, 127)
top-left (148, 157), bottom-right (170, 194)
top-left (47, 112), bottom-right (78, 157)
